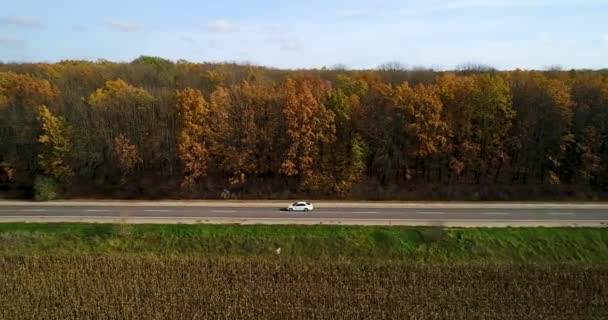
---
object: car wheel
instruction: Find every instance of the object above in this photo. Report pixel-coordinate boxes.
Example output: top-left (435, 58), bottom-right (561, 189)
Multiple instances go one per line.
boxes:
top-left (304, 208), bottom-right (309, 212)
top-left (288, 208), bottom-right (293, 211)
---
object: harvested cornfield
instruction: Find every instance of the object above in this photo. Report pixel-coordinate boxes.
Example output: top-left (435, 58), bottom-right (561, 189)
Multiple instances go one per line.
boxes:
top-left (1, 256), bottom-right (606, 319)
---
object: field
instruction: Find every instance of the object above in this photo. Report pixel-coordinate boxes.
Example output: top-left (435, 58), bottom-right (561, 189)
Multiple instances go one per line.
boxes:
top-left (1, 224), bottom-right (607, 319)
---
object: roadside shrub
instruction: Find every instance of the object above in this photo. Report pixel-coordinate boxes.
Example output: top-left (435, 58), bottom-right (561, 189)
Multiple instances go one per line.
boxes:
top-left (418, 227), bottom-right (448, 243)
top-left (220, 188), bottom-right (238, 200)
top-left (33, 175), bottom-right (59, 201)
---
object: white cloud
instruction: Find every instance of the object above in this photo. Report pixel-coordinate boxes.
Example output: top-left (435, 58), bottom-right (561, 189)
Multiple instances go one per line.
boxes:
top-left (603, 33), bottom-right (608, 44)
top-left (206, 20), bottom-right (239, 33)
top-left (1, 16), bottom-right (42, 28)
top-left (107, 21), bottom-right (142, 32)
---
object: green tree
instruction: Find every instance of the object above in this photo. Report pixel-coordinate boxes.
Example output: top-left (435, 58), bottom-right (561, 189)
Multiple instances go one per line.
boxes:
top-left (568, 74), bottom-right (608, 189)
top-left (357, 82), bottom-right (402, 184)
top-left (438, 73), bottom-right (514, 183)
top-left (130, 55), bottom-right (176, 88)
top-left (507, 71), bottom-right (572, 184)
top-left (83, 79), bottom-right (155, 183)
top-left (319, 89), bottom-right (367, 195)
top-left (469, 74), bottom-right (514, 182)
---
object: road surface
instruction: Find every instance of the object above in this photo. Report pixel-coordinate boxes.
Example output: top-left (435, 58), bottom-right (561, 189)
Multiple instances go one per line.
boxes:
top-left (0, 201), bottom-right (607, 227)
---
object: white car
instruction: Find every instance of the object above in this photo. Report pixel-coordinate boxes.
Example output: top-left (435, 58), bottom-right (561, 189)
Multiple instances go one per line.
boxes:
top-left (287, 201), bottom-right (314, 212)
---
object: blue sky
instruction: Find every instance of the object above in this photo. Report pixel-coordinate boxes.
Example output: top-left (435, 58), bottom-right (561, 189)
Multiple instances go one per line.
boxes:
top-left (1, 0), bottom-right (607, 69)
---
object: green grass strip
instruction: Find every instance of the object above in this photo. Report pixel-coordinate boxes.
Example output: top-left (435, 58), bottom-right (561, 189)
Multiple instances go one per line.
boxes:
top-left (0, 223), bottom-right (607, 264)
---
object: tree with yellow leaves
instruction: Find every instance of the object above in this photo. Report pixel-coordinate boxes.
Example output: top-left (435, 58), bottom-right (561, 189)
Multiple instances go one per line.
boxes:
top-left (438, 73), bottom-right (514, 183)
top-left (36, 105), bottom-right (72, 180)
top-left (0, 72), bottom-right (60, 185)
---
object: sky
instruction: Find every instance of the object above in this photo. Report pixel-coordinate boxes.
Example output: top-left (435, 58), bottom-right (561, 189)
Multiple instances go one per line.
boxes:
top-left (1, 0), bottom-right (607, 70)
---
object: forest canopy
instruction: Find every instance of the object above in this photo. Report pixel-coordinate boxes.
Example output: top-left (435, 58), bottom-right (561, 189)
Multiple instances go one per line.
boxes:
top-left (1, 57), bottom-right (608, 200)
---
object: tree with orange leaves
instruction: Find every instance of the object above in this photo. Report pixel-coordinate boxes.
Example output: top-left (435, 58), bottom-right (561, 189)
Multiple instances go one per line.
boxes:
top-left (280, 77), bottom-right (335, 189)
top-left (175, 87), bottom-right (211, 188)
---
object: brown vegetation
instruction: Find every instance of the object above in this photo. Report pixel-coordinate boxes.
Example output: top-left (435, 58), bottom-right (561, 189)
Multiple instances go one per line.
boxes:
top-left (1, 58), bottom-right (608, 199)
top-left (1, 256), bottom-right (606, 319)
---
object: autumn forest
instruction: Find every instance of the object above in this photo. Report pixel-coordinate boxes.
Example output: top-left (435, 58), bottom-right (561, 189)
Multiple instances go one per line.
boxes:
top-left (1, 57), bottom-right (608, 200)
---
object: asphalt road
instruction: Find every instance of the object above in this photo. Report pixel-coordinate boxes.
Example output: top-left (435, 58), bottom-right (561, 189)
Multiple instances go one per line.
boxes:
top-left (0, 201), bottom-right (607, 226)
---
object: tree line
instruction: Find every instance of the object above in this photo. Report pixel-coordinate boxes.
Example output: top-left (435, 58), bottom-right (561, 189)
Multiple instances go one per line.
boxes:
top-left (1, 57), bottom-right (608, 200)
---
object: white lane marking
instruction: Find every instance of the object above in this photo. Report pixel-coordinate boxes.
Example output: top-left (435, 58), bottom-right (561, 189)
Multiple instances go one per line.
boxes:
top-left (22, 209), bottom-right (47, 212)
top-left (351, 211), bottom-right (378, 214)
top-left (0, 216), bottom-right (606, 229)
top-left (211, 210), bottom-right (238, 213)
top-left (549, 212), bottom-right (574, 216)
top-left (144, 209), bottom-right (170, 212)
top-left (0, 216), bottom-right (603, 222)
top-left (481, 212), bottom-right (509, 215)
top-left (416, 211), bottom-right (446, 215)
top-left (85, 209), bottom-right (110, 212)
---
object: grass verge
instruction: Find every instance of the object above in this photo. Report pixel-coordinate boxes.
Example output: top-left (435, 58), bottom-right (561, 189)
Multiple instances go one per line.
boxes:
top-left (0, 223), bottom-right (607, 264)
